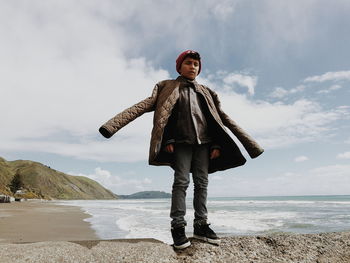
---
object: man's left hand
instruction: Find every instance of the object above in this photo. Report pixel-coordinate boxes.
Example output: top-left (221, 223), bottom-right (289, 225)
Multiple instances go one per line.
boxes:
top-left (210, 149), bottom-right (220, 159)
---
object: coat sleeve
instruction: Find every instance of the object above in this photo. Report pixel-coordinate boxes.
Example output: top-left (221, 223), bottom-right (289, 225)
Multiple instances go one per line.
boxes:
top-left (208, 88), bottom-right (264, 159)
top-left (99, 83), bottom-right (160, 138)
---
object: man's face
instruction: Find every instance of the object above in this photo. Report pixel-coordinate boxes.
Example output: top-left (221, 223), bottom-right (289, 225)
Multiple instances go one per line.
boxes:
top-left (179, 57), bottom-right (200, 80)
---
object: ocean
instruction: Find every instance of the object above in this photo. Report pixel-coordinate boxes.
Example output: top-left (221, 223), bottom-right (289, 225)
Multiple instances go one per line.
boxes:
top-left (56, 195), bottom-right (350, 244)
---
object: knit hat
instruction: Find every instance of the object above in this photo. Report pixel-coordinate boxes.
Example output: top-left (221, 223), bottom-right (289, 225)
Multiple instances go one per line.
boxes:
top-left (176, 50), bottom-right (201, 75)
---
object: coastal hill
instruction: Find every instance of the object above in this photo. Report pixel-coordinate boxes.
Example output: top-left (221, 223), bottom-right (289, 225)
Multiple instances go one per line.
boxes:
top-left (0, 157), bottom-right (117, 200)
top-left (119, 191), bottom-right (171, 199)
top-left (0, 157), bottom-right (13, 196)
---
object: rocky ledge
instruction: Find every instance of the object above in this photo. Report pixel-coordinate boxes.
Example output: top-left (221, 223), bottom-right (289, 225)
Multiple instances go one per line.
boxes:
top-left (0, 232), bottom-right (349, 263)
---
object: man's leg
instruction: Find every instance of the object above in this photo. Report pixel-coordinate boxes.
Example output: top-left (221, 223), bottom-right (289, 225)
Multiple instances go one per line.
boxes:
top-left (192, 144), bottom-right (220, 245)
top-left (170, 143), bottom-right (192, 249)
top-left (191, 144), bottom-right (209, 224)
top-left (170, 143), bottom-right (192, 228)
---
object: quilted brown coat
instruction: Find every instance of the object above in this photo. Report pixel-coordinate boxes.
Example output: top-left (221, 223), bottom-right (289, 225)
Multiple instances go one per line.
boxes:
top-left (99, 78), bottom-right (264, 173)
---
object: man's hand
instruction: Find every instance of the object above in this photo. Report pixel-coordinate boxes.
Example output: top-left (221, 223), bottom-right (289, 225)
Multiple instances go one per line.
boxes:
top-left (165, 144), bottom-right (174, 153)
top-left (210, 149), bottom-right (220, 159)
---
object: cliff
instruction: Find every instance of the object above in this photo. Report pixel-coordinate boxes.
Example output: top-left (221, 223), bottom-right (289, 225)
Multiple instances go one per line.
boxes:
top-left (0, 157), bottom-right (117, 200)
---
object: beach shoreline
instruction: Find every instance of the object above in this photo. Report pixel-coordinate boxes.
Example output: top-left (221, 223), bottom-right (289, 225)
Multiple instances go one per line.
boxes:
top-left (1, 200), bottom-right (350, 262)
top-left (0, 199), bottom-right (98, 243)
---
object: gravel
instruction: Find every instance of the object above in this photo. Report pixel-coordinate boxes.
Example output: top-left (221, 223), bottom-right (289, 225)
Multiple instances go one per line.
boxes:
top-left (1, 232), bottom-right (349, 263)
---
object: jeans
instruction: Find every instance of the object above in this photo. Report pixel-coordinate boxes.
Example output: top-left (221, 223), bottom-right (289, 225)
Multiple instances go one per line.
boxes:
top-left (170, 143), bottom-right (209, 228)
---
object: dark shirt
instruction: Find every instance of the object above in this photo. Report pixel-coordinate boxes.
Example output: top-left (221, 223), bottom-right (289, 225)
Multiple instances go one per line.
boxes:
top-left (164, 76), bottom-right (212, 145)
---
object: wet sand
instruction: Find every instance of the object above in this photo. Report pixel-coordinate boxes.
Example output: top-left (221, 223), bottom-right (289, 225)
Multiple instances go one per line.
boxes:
top-left (0, 200), bottom-right (98, 243)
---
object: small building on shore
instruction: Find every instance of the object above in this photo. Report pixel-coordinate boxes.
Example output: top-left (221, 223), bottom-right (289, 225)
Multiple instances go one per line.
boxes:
top-left (0, 194), bottom-right (11, 203)
top-left (14, 189), bottom-right (26, 202)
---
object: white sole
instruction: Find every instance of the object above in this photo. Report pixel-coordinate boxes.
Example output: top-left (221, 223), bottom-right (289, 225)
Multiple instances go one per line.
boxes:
top-left (193, 234), bottom-right (221, 245)
top-left (173, 240), bottom-right (191, 249)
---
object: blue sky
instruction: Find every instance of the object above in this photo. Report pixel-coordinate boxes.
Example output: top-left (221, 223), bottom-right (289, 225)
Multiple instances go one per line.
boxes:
top-left (1, 1), bottom-right (349, 197)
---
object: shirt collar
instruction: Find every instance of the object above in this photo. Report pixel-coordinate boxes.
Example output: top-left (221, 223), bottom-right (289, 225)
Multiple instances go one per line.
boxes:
top-left (176, 75), bottom-right (198, 85)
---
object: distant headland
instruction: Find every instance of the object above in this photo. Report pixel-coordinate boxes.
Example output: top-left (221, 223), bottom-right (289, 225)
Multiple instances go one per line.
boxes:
top-left (118, 191), bottom-right (171, 199)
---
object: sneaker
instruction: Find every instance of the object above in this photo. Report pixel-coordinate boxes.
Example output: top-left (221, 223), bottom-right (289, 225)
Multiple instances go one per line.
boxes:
top-left (171, 226), bottom-right (191, 249)
top-left (193, 222), bottom-right (221, 245)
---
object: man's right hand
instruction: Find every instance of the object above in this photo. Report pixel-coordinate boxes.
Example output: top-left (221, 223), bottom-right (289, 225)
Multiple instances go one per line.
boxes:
top-left (165, 144), bottom-right (174, 153)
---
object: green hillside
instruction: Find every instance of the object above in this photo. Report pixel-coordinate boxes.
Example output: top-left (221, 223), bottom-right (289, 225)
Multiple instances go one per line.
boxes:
top-left (0, 157), bottom-right (14, 195)
top-left (0, 157), bottom-right (117, 200)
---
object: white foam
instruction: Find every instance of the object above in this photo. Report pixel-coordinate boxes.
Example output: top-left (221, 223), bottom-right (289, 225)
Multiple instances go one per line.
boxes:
top-left (116, 215), bottom-right (172, 244)
top-left (322, 201), bottom-right (350, 205)
top-left (208, 210), bottom-right (296, 232)
top-left (54, 198), bottom-right (350, 241)
top-left (208, 200), bottom-right (319, 206)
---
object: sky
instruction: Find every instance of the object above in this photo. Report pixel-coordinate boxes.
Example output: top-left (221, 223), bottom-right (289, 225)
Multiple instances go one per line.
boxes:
top-left (1, 0), bottom-right (349, 197)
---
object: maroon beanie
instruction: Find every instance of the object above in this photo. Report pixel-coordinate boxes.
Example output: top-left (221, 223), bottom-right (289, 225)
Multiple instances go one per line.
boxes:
top-left (176, 50), bottom-right (201, 75)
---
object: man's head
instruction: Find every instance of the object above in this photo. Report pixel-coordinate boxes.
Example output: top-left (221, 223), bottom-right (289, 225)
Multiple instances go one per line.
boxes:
top-left (176, 50), bottom-right (201, 80)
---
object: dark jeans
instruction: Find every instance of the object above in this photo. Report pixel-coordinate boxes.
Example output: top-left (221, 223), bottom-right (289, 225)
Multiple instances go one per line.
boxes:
top-left (170, 143), bottom-right (209, 228)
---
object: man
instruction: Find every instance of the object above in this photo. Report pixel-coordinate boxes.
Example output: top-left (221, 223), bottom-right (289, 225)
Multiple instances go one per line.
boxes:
top-left (99, 50), bottom-right (264, 249)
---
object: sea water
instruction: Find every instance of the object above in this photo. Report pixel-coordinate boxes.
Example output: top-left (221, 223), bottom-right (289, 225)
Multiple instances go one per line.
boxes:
top-left (56, 195), bottom-right (350, 244)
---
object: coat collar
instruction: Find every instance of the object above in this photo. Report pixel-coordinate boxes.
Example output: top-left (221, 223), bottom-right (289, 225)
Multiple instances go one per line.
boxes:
top-left (176, 75), bottom-right (201, 92)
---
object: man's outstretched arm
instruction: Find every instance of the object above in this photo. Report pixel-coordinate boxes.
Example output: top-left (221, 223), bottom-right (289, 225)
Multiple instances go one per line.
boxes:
top-left (99, 83), bottom-right (160, 138)
top-left (208, 88), bottom-right (264, 159)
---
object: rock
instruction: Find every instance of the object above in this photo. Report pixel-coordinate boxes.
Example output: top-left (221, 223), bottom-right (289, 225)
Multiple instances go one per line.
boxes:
top-left (0, 232), bottom-right (349, 262)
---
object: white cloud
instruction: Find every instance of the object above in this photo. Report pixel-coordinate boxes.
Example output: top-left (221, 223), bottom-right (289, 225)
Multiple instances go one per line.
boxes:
top-left (69, 167), bottom-right (152, 195)
top-left (317, 84), bottom-right (343, 94)
top-left (199, 72), bottom-right (350, 151)
top-left (210, 0), bottom-right (237, 20)
top-left (290, 85), bottom-right (307, 93)
top-left (208, 87), bottom-right (349, 149)
top-left (269, 85), bottom-right (306, 99)
top-left (337, 152), bottom-right (350, 159)
top-left (269, 87), bottom-right (288, 98)
top-left (210, 164), bottom-right (350, 196)
top-left (0, 2), bottom-right (168, 162)
top-left (253, 1), bottom-right (322, 55)
top-left (294, 156), bottom-right (309, 162)
top-left (304, 71), bottom-right (350, 83)
top-left (222, 73), bottom-right (257, 96)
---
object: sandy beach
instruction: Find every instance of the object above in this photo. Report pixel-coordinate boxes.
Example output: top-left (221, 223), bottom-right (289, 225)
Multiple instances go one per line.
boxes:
top-left (0, 200), bottom-right (349, 263)
top-left (0, 200), bottom-right (98, 243)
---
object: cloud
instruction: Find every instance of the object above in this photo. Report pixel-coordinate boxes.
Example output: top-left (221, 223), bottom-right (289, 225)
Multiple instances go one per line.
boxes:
top-left (304, 70), bottom-right (350, 83)
top-left (337, 152), bottom-right (350, 159)
top-left (294, 156), bottom-right (309, 162)
top-left (69, 167), bottom-right (152, 195)
top-left (269, 85), bottom-right (306, 98)
top-left (269, 87), bottom-right (288, 99)
top-left (203, 71), bottom-right (257, 96)
top-left (0, 2), bottom-right (168, 161)
top-left (222, 73), bottom-right (257, 96)
top-left (270, 82), bottom-right (345, 98)
top-left (250, 1), bottom-right (326, 58)
top-left (210, 0), bottom-right (237, 20)
top-left (317, 84), bottom-right (343, 94)
top-left (204, 83), bottom-right (349, 149)
top-left (209, 164), bottom-right (350, 196)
